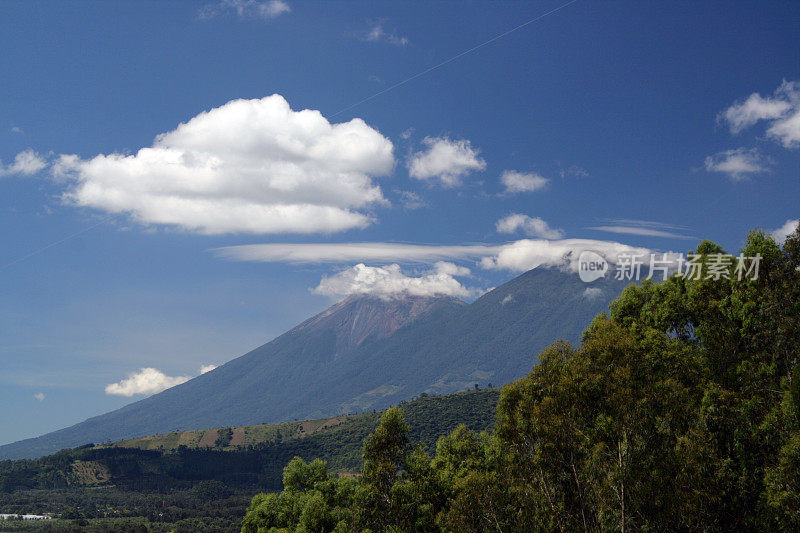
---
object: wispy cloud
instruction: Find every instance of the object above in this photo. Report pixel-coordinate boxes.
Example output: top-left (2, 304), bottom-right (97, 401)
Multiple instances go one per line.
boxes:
top-left (583, 287), bottom-right (603, 299)
top-left (588, 219), bottom-right (694, 240)
top-left (363, 19), bottom-right (408, 46)
top-left (199, 0), bottom-right (290, 20)
top-left (704, 147), bottom-right (769, 181)
top-left (0, 149), bottom-right (48, 177)
top-left (559, 165), bottom-right (588, 179)
top-left (496, 214), bottom-right (564, 239)
top-left (589, 226), bottom-right (694, 239)
top-left (395, 190), bottom-right (427, 210)
top-left (34, 392), bottom-right (45, 401)
top-left (214, 238), bottom-right (661, 275)
top-left (500, 170), bottom-right (548, 194)
top-left (212, 242), bottom-right (500, 265)
top-left (719, 80), bottom-right (800, 148)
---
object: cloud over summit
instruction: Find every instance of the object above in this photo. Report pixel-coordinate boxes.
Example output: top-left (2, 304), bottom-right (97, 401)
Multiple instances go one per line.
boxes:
top-left (313, 262), bottom-right (475, 299)
top-left (480, 238), bottom-right (654, 273)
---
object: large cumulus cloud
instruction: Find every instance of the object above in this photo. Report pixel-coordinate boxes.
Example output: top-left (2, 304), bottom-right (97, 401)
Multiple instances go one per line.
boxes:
top-left (54, 95), bottom-right (395, 234)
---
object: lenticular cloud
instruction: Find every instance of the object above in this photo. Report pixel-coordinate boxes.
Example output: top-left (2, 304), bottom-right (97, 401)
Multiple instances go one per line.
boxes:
top-left (54, 95), bottom-right (395, 234)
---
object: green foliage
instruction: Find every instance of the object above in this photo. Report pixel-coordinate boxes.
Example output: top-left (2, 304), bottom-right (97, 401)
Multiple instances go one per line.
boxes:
top-left (241, 458), bottom-right (359, 533)
top-left (215, 428), bottom-right (234, 448)
top-left (242, 224), bottom-right (800, 532)
top-left (0, 390), bottom-right (498, 532)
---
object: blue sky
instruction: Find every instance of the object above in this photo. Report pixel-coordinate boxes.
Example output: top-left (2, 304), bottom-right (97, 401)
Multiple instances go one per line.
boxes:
top-left (0, 0), bottom-right (798, 445)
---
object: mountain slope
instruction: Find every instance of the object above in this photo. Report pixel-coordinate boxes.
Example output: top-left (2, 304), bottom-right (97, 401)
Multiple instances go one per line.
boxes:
top-left (0, 389), bottom-right (500, 494)
top-left (0, 268), bottom-right (627, 460)
top-left (0, 389), bottom-right (500, 528)
top-left (294, 267), bottom-right (627, 415)
top-left (0, 295), bottom-right (464, 460)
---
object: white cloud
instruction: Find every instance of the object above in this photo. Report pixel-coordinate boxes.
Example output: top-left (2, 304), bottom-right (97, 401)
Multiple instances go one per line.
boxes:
top-left (213, 238), bottom-right (661, 275)
top-left (257, 0), bottom-right (290, 18)
top-left (54, 95), bottom-right (394, 234)
top-left (480, 238), bottom-right (655, 273)
top-left (559, 165), bottom-right (588, 179)
top-left (722, 93), bottom-right (791, 134)
top-left (583, 287), bottom-right (603, 299)
top-left (200, 0), bottom-right (290, 20)
top-left (200, 364), bottom-right (218, 374)
top-left (313, 262), bottom-right (474, 299)
top-left (400, 128), bottom-right (414, 140)
top-left (0, 149), bottom-right (47, 176)
top-left (11, 126), bottom-right (23, 134)
top-left (588, 219), bottom-right (694, 240)
top-left (500, 294), bottom-right (514, 305)
top-left (105, 367), bottom-right (192, 397)
top-left (720, 80), bottom-right (800, 148)
top-left (407, 137), bottom-right (486, 187)
top-left (589, 226), bottom-right (694, 239)
top-left (500, 170), bottom-right (548, 194)
top-left (214, 237), bottom-right (677, 281)
top-left (496, 214), bottom-right (565, 239)
top-left (768, 107), bottom-right (800, 148)
top-left (212, 242), bottom-right (500, 264)
top-left (364, 20), bottom-right (408, 46)
top-left (395, 190), bottom-right (427, 210)
top-left (432, 260), bottom-right (471, 277)
top-left (772, 219), bottom-right (799, 243)
top-left (704, 148), bottom-right (769, 181)
top-left (34, 392), bottom-right (45, 401)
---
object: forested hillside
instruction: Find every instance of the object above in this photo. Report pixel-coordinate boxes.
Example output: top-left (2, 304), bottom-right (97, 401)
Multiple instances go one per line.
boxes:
top-left (242, 228), bottom-right (800, 532)
top-left (0, 389), bottom-right (498, 531)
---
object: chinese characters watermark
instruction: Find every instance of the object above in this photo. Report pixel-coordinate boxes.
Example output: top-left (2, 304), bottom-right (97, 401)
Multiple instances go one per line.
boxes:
top-left (578, 252), bottom-right (761, 283)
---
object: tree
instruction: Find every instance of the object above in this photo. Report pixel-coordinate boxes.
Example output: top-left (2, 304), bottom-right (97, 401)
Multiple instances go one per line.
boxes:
top-left (241, 224), bottom-right (800, 532)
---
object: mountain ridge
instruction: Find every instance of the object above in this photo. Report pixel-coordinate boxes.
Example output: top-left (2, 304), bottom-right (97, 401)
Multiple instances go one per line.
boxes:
top-left (0, 267), bottom-right (628, 460)
top-left (291, 294), bottom-right (466, 356)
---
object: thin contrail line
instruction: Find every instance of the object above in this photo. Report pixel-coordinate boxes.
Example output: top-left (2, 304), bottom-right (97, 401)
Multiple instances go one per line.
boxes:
top-left (330, 0), bottom-right (580, 118)
top-left (0, 215), bottom-right (114, 272)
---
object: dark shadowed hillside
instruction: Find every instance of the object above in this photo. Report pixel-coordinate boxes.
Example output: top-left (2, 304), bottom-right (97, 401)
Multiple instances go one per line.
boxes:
top-left (0, 389), bottom-right (499, 531)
